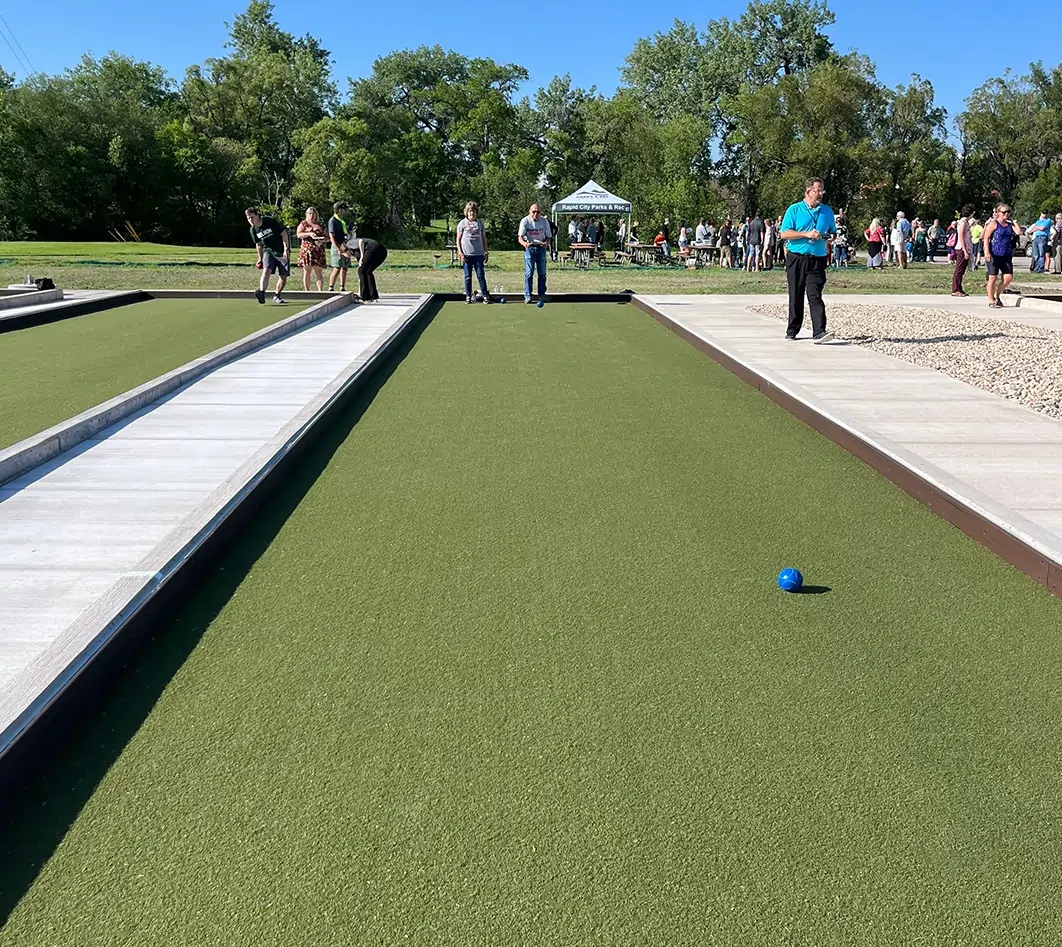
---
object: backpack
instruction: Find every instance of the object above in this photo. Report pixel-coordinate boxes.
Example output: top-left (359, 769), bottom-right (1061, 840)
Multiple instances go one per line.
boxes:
top-left (34, 277), bottom-right (55, 291)
top-left (946, 229), bottom-right (957, 248)
top-left (989, 221), bottom-right (1014, 257)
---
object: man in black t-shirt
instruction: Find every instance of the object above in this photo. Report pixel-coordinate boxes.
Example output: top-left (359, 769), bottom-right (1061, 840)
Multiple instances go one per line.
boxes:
top-left (245, 207), bottom-right (290, 304)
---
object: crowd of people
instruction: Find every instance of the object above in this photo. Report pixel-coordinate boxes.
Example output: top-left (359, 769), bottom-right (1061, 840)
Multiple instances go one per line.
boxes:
top-left (574, 215), bottom-right (793, 272)
top-left (245, 194), bottom-right (1062, 309)
top-left (947, 204), bottom-right (1062, 305)
top-left (625, 206), bottom-right (1062, 282)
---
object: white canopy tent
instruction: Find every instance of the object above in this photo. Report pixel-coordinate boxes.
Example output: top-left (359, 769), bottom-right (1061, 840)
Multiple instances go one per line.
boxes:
top-left (551, 180), bottom-right (632, 252)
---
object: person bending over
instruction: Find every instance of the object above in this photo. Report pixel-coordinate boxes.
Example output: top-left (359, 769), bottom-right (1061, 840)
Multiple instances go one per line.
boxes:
top-left (351, 235), bottom-right (388, 302)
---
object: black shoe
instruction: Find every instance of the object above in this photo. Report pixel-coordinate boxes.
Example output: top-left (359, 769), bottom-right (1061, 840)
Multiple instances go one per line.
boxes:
top-left (465, 296), bottom-right (473, 304)
top-left (482, 295), bottom-right (491, 304)
top-left (785, 333), bottom-right (797, 340)
top-left (254, 289), bottom-right (265, 304)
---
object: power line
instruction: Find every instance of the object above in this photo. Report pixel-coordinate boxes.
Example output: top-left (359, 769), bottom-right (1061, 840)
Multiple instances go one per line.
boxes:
top-left (0, 9), bottom-right (34, 75)
top-left (0, 28), bottom-right (29, 76)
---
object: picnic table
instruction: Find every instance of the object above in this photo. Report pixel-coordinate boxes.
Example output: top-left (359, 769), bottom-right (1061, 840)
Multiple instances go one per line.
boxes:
top-left (691, 244), bottom-right (720, 266)
top-left (629, 243), bottom-right (664, 266)
top-left (569, 242), bottom-right (597, 268)
top-left (445, 245), bottom-right (490, 267)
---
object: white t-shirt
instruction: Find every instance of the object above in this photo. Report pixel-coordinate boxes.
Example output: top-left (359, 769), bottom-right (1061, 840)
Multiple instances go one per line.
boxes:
top-left (456, 217), bottom-right (486, 256)
top-left (519, 215), bottom-right (552, 246)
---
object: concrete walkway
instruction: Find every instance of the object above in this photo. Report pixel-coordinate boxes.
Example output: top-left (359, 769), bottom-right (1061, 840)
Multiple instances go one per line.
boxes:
top-left (637, 293), bottom-right (1062, 588)
top-left (0, 295), bottom-right (428, 749)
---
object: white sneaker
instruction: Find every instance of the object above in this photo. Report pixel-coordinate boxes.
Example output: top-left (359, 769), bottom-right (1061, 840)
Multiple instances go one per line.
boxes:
top-left (812, 331), bottom-right (835, 344)
top-left (273, 295), bottom-right (286, 305)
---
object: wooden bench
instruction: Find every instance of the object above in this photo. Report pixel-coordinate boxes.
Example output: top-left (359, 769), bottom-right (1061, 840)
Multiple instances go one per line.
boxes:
top-left (446, 246), bottom-right (491, 267)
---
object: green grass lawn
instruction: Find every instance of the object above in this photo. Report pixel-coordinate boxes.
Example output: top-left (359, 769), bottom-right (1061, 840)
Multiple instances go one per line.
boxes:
top-left (4, 241), bottom-right (1060, 294)
top-left (0, 297), bottom-right (309, 449)
top-left (3, 301), bottom-right (1062, 945)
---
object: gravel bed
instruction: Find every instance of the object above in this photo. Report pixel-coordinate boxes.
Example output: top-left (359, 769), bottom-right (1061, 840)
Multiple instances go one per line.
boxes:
top-left (748, 303), bottom-right (1062, 419)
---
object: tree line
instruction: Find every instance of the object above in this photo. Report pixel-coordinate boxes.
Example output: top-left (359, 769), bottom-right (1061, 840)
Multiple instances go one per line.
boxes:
top-left (1, 0), bottom-right (1060, 247)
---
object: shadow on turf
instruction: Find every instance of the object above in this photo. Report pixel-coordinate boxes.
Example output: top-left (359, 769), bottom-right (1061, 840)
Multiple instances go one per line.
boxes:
top-left (0, 298), bottom-right (443, 924)
top-left (798, 585), bottom-right (832, 595)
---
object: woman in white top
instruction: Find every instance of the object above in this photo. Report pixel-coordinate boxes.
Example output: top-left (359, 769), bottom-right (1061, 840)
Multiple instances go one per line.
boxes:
top-left (951, 205), bottom-right (975, 296)
top-left (889, 221), bottom-right (905, 266)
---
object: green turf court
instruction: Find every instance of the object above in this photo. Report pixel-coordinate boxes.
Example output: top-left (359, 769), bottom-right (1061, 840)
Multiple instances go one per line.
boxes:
top-left (3, 301), bottom-right (1062, 945)
top-left (0, 297), bottom-right (310, 449)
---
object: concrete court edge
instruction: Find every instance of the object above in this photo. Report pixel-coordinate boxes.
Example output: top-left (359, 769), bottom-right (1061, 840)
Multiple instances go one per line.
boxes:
top-left (0, 294), bottom-right (438, 803)
top-left (630, 295), bottom-right (1062, 602)
top-left (0, 288), bottom-right (63, 312)
top-left (0, 292), bottom-right (359, 487)
top-left (0, 290), bottom-right (147, 334)
top-left (0, 289), bottom-right (341, 335)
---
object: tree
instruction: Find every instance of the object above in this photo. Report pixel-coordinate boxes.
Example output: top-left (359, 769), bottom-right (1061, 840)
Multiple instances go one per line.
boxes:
top-left (958, 69), bottom-right (1060, 204)
top-left (720, 0), bottom-right (835, 83)
top-left (181, 0), bottom-right (336, 217)
top-left (721, 56), bottom-right (881, 216)
top-left (621, 0), bottom-right (835, 126)
top-left (622, 20), bottom-right (707, 123)
top-left (869, 77), bottom-right (960, 219)
top-left (1017, 165), bottom-right (1062, 223)
top-left (534, 75), bottom-right (600, 199)
top-left (347, 46), bottom-right (532, 234)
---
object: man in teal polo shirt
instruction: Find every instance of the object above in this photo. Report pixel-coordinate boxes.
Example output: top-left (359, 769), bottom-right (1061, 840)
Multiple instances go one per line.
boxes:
top-left (779, 177), bottom-right (836, 343)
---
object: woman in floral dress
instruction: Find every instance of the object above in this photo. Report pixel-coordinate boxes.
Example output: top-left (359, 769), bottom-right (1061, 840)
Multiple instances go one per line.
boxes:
top-left (296, 207), bottom-right (328, 291)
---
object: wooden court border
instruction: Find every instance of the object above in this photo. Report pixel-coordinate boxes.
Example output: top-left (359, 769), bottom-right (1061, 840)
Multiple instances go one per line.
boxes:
top-left (630, 294), bottom-right (1062, 601)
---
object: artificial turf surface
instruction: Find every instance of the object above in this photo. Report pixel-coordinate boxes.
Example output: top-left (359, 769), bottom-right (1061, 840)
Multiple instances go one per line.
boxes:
top-left (3, 301), bottom-right (1062, 945)
top-left (0, 298), bottom-right (310, 449)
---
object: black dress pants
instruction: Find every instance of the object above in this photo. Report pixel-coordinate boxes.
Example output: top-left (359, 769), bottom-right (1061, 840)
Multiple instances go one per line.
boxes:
top-left (786, 252), bottom-right (827, 336)
top-left (358, 242), bottom-right (388, 300)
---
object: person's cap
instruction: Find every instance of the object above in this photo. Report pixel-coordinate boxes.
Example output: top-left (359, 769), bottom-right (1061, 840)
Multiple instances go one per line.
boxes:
top-left (333, 201), bottom-right (349, 212)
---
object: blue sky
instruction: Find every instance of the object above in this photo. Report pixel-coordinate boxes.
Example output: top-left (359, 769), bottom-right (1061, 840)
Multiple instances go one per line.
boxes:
top-left (0, 0), bottom-right (1056, 137)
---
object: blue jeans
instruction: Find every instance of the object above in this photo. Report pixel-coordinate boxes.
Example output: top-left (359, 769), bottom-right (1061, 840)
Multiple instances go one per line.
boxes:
top-left (462, 255), bottom-right (488, 297)
top-left (1031, 237), bottom-right (1047, 272)
top-left (524, 246), bottom-right (547, 300)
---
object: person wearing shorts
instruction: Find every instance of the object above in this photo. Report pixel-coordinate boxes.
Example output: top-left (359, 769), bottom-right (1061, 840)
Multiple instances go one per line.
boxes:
top-left (245, 207), bottom-right (290, 304)
top-left (982, 203), bottom-right (1022, 308)
top-left (350, 235), bottom-right (388, 302)
top-left (328, 201), bottom-right (355, 293)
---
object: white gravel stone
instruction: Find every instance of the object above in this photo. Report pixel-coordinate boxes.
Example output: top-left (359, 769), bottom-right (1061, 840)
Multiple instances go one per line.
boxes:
top-left (748, 303), bottom-right (1062, 419)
